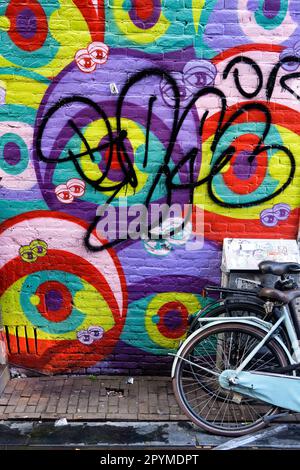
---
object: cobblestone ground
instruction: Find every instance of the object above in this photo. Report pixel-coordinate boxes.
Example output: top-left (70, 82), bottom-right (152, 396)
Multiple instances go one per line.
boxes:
top-left (0, 376), bottom-right (187, 421)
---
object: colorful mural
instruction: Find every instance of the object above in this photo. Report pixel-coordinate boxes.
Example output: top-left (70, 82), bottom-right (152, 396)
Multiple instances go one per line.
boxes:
top-left (0, 0), bottom-right (300, 374)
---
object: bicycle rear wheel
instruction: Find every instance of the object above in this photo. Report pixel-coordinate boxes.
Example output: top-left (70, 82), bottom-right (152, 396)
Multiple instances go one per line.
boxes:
top-left (173, 322), bottom-right (289, 436)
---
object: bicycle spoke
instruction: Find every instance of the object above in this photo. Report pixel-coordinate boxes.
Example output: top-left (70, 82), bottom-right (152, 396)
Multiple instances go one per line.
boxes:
top-left (174, 322), bottom-right (286, 435)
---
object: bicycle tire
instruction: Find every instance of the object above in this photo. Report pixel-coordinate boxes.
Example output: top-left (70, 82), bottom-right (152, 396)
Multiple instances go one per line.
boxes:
top-left (173, 321), bottom-right (290, 436)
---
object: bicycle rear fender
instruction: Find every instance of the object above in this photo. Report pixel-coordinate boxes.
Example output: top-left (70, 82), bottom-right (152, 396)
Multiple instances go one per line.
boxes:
top-left (189, 296), bottom-right (266, 331)
top-left (171, 318), bottom-right (293, 378)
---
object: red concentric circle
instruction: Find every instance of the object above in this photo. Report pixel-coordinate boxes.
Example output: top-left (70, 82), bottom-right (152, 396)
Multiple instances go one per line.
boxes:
top-left (6, 0), bottom-right (48, 52)
top-left (156, 301), bottom-right (188, 339)
top-left (35, 281), bottom-right (73, 323)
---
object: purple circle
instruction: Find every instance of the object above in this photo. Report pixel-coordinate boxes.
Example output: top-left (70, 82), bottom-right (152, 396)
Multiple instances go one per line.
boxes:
top-left (233, 151), bottom-right (258, 180)
top-left (45, 289), bottom-right (63, 312)
top-left (263, 0), bottom-right (281, 19)
top-left (16, 8), bottom-right (37, 39)
top-left (162, 310), bottom-right (182, 331)
top-left (129, 0), bottom-right (161, 30)
top-left (3, 142), bottom-right (21, 166)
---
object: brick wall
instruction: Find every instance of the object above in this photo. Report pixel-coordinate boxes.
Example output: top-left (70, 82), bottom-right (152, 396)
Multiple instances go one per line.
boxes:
top-left (0, 0), bottom-right (300, 375)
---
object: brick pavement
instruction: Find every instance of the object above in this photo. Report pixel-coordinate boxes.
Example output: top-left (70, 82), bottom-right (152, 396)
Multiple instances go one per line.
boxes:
top-left (0, 376), bottom-right (187, 421)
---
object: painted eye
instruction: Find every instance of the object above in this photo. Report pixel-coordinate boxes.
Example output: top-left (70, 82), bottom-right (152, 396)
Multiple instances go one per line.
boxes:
top-left (77, 330), bottom-right (93, 345)
top-left (164, 218), bottom-right (192, 246)
top-left (88, 326), bottom-right (104, 340)
top-left (75, 49), bottom-right (96, 73)
top-left (293, 41), bottom-right (300, 56)
top-left (19, 245), bottom-right (37, 263)
top-left (66, 178), bottom-right (86, 197)
top-left (280, 49), bottom-right (300, 72)
top-left (260, 209), bottom-right (277, 227)
top-left (160, 73), bottom-right (185, 107)
top-left (30, 239), bottom-right (48, 257)
top-left (87, 42), bottom-right (109, 65)
top-left (55, 184), bottom-right (74, 204)
top-left (183, 60), bottom-right (217, 88)
top-left (143, 239), bottom-right (172, 256)
top-left (273, 203), bottom-right (291, 220)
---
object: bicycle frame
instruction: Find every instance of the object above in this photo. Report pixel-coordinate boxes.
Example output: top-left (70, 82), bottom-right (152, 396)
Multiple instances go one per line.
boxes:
top-left (175, 302), bottom-right (300, 414)
top-left (236, 305), bottom-right (300, 372)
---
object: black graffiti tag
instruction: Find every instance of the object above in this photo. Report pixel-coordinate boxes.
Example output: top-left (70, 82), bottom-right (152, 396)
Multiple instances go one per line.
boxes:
top-left (36, 57), bottom-right (297, 251)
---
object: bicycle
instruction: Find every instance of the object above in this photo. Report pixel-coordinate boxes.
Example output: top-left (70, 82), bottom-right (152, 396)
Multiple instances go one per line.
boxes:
top-left (172, 260), bottom-right (300, 436)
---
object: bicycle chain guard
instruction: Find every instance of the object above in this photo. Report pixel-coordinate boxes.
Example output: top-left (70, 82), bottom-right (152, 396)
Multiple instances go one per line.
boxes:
top-left (219, 369), bottom-right (300, 413)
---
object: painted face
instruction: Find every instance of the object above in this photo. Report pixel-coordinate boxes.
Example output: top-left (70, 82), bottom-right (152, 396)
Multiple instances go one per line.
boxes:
top-left (19, 239), bottom-right (48, 263)
top-left (260, 203), bottom-right (291, 227)
top-left (77, 326), bottom-right (104, 344)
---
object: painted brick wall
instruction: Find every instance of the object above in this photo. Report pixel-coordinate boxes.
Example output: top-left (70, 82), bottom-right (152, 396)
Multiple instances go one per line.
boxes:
top-left (0, 0), bottom-right (300, 375)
